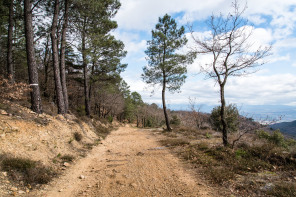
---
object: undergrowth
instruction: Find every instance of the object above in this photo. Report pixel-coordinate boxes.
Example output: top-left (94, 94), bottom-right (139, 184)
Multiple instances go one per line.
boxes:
top-left (268, 183), bottom-right (296, 197)
top-left (159, 127), bottom-right (296, 196)
top-left (0, 155), bottom-right (56, 186)
top-left (160, 138), bottom-right (189, 147)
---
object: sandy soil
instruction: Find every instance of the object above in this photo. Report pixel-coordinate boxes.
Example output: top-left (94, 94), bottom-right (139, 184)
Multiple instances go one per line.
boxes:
top-left (33, 126), bottom-right (216, 197)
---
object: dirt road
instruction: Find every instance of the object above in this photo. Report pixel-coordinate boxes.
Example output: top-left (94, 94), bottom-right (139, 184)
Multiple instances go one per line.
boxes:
top-left (36, 126), bottom-right (215, 197)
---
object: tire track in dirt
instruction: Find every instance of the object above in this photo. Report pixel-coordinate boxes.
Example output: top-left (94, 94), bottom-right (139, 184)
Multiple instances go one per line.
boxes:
top-left (35, 126), bottom-right (216, 197)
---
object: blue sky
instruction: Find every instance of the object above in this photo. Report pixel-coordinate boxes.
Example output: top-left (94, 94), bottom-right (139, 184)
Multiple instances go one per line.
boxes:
top-left (113, 0), bottom-right (296, 114)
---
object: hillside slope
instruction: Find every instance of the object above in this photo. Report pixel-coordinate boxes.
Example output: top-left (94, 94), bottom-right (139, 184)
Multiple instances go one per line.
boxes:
top-left (270, 120), bottom-right (296, 137)
top-left (0, 101), bottom-right (112, 196)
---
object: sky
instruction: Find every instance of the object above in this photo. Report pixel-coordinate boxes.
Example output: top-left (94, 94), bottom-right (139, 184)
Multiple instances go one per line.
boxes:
top-left (112, 0), bottom-right (296, 117)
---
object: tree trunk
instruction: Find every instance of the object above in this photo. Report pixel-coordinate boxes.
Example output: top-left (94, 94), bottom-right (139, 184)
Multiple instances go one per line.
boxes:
top-left (51, 0), bottom-right (65, 114)
top-left (24, 0), bottom-right (42, 113)
top-left (43, 35), bottom-right (50, 98)
top-left (82, 18), bottom-right (91, 117)
top-left (59, 0), bottom-right (69, 112)
top-left (220, 84), bottom-right (228, 146)
top-left (162, 77), bottom-right (171, 131)
top-left (136, 115), bottom-right (139, 127)
top-left (7, 0), bottom-right (14, 83)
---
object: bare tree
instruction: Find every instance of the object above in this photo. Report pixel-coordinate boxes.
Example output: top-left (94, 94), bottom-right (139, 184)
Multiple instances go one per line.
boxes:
top-left (190, 1), bottom-right (271, 146)
top-left (188, 97), bottom-right (204, 129)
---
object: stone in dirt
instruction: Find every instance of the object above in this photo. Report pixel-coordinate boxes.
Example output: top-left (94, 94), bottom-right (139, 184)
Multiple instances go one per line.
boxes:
top-left (79, 175), bottom-right (85, 179)
top-left (10, 187), bottom-right (17, 191)
top-left (130, 183), bottom-right (137, 188)
top-left (0, 109), bottom-right (8, 115)
top-left (63, 162), bottom-right (70, 167)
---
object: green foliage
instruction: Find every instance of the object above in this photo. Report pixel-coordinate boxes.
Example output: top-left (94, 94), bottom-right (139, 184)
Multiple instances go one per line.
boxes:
top-left (143, 116), bottom-right (160, 128)
top-left (256, 129), bottom-right (288, 148)
top-left (76, 105), bottom-right (86, 116)
top-left (107, 115), bottom-right (113, 123)
top-left (205, 132), bottom-right (212, 139)
top-left (123, 95), bottom-right (135, 122)
top-left (235, 148), bottom-right (247, 159)
top-left (131, 91), bottom-right (143, 105)
top-left (170, 115), bottom-right (181, 126)
top-left (210, 104), bottom-right (239, 132)
top-left (269, 130), bottom-right (286, 147)
top-left (142, 14), bottom-right (195, 92)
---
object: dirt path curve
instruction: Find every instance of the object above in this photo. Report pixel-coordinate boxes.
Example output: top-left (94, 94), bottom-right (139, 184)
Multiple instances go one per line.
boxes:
top-left (35, 126), bottom-right (216, 197)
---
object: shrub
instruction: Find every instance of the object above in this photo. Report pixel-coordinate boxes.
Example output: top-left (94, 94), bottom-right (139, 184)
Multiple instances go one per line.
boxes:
top-left (74, 132), bottom-right (83, 142)
top-left (257, 129), bottom-right (287, 148)
top-left (61, 155), bottom-right (75, 162)
top-left (0, 76), bottom-right (30, 101)
top-left (170, 115), bottom-right (181, 126)
top-left (76, 105), bottom-right (86, 117)
top-left (268, 183), bottom-right (296, 197)
top-left (235, 148), bottom-right (247, 159)
top-left (269, 130), bottom-right (286, 147)
top-left (205, 166), bottom-right (235, 184)
top-left (160, 138), bottom-right (189, 147)
top-left (1, 157), bottom-right (36, 171)
top-left (1, 156), bottom-right (55, 186)
top-left (107, 115), bottom-right (113, 123)
top-left (210, 104), bottom-right (239, 133)
top-left (205, 132), bottom-right (212, 139)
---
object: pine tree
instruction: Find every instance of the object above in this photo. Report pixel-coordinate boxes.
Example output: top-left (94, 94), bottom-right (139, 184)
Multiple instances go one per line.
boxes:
top-left (142, 14), bottom-right (195, 131)
top-left (24, 0), bottom-right (42, 113)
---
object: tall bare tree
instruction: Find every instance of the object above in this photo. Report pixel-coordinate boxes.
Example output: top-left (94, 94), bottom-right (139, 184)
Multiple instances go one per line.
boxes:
top-left (190, 1), bottom-right (271, 146)
top-left (24, 0), bottom-right (42, 113)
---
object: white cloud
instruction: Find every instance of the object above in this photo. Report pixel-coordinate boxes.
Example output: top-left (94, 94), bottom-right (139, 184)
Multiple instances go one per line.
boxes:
top-left (132, 73), bottom-right (296, 107)
top-left (116, 0), bottom-right (227, 31)
top-left (112, 31), bottom-right (147, 54)
top-left (225, 74), bottom-right (296, 105)
top-left (116, 0), bottom-right (296, 110)
top-left (247, 14), bottom-right (266, 25)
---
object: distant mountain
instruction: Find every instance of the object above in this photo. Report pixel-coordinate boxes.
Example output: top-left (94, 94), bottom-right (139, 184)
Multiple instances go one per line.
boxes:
top-left (168, 104), bottom-right (296, 122)
top-left (270, 120), bottom-right (296, 138)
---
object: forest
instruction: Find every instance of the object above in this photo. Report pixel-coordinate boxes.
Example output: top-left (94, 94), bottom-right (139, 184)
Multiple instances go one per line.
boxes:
top-left (0, 0), bottom-right (166, 128)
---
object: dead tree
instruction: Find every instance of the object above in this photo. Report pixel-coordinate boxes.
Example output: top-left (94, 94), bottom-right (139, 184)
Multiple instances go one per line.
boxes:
top-left (190, 1), bottom-right (271, 146)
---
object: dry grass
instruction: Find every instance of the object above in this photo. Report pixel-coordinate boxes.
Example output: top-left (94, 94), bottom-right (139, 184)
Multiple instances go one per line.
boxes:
top-left (159, 138), bottom-right (189, 147)
top-left (268, 183), bottom-right (296, 197)
top-left (158, 126), bottom-right (296, 196)
top-left (60, 154), bottom-right (75, 162)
